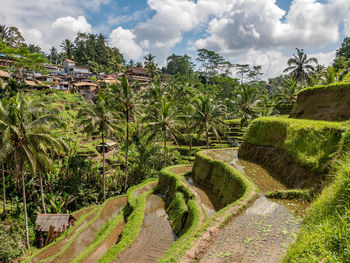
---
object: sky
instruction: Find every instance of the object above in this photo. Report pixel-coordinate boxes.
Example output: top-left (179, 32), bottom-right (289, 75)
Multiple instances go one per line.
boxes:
top-left (1, 0), bottom-right (350, 78)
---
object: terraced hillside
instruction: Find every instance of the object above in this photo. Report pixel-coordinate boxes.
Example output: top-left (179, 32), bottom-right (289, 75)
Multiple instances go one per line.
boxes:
top-left (24, 114), bottom-right (350, 263)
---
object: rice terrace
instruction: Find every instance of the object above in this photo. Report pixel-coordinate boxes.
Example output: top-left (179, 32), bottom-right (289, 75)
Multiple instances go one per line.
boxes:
top-left (1, 0), bottom-right (350, 262)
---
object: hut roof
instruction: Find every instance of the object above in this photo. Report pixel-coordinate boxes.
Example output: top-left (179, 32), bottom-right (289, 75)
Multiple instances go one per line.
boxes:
top-left (65, 59), bottom-right (77, 64)
top-left (25, 80), bottom-right (37, 87)
top-left (35, 214), bottom-right (75, 232)
top-left (74, 82), bottom-right (98, 87)
top-left (0, 70), bottom-right (11, 78)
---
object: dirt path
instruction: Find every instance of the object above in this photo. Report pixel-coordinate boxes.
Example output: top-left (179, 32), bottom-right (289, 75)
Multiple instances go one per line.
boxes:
top-left (114, 194), bottom-right (176, 263)
top-left (199, 149), bottom-right (301, 263)
top-left (32, 207), bottom-right (96, 263)
top-left (50, 196), bottom-right (126, 263)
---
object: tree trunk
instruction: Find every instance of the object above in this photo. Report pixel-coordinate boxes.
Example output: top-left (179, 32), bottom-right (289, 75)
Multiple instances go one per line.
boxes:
top-left (163, 129), bottom-right (167, 167)
top-left (2, 164), bottom-right (6, 217)
top-left (39, 172), bottom-right (46, 213)
top-left (20, 159), bottom-right (30, 249)
top-left (189, 134), bottom-right (193, 162)
top-left (124, 109), bottom-right (129, 191)
top-left (102, 129), bottom-right (106, 201)
top-left (205, 122), bottom-right (209, 150)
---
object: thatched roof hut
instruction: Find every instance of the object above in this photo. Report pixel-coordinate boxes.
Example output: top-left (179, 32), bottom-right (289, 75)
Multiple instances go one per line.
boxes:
top-left (0, 70), bottom-right (11, 79)
top-left (35, 214), bottom-right (76, 232)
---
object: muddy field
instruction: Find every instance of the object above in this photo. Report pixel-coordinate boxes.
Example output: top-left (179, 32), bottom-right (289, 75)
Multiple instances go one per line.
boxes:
top-left (50, 196), bottom-right (126, 263)
top-left (114, 194), bottom-right (176, 263)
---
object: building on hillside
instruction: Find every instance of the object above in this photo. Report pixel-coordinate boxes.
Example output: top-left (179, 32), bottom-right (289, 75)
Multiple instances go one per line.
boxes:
top-left (24, 80), bottom-right (38, 90)
top-left (36, 75), bottom-right (55, 82)
top-left (44, 64), bottom-right (64, 75)
top-left (73, 81), bottom-right (98, 100)
top-left (0, 69), bottom-right (11, 81)
top-left (102, 76), bottom-right (119, 85)
top-left (63, 59), bottom-right (91, 77)
top-left (126, 67), bottom-right (150, 83)
top-left (0, 59), bottom-right (15, 68)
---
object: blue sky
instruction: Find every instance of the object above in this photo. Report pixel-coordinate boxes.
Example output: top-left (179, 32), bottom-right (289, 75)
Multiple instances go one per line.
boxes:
top-left (1, 0), bottom-right (350, 78)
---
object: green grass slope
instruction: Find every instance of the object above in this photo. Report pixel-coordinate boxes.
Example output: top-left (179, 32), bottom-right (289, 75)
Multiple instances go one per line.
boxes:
top-left (284, 155), bottom-right (350, 263)
top-left (244, 117), bottom-right (346, 173)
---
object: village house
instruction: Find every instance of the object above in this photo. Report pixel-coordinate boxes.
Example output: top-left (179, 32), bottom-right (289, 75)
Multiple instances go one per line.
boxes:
top-left (126, 67), bottom-right (150, 83)
top-left (74, 81), bottom-right (98, 100)
top-left (63, 59), bottom-right (91, 77)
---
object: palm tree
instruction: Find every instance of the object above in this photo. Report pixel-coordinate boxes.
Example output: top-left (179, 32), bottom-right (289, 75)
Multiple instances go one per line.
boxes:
top-left (178, 103), bottom-right (196, 160)
top-left (109, 77), bottom-right (138, 190)
top-left (192, 95), bottom-right (226, 149)
top-left (0, 94), bottom-right (67, 248)
top-left (60, 39), bottom-right (74, 59)
top-left (77, 93), bottom-right (120, 200)
top-left (227, 85), bottom-right (261, 128)
top-left (0, 24), bottom-right (9, 42)
top-left (144, 53), bottom-right (158, 82)
top-left (284, 48), bottom-right (318, 88)
top-left (143, 97), bottom-right (178, 167)
top-left (49, 47), bottom-right (58, 64)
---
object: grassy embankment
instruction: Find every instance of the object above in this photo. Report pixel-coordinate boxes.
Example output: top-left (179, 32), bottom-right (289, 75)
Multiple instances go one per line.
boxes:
top-left (158, 152), bottom-right (258, 262)
top-left (244, 116), bottom-right (346, 173)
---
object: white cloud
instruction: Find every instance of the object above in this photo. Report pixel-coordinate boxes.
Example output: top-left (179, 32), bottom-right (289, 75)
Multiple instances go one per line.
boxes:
top-left (109, 27), bottom-right (144, 60)
top-left (0, 0), bottom-right (107, 51)
top-left (344, 16), bottom-right (350, 36)
top-left (51, 16), bottom-right (92, 42)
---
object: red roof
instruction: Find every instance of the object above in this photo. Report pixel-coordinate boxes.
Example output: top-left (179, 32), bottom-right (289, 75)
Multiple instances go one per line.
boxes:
top-left (65, 59), bottom-right (77, 64)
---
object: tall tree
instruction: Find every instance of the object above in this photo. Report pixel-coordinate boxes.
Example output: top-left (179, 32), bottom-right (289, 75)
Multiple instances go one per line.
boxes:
top-left (283, 48), bottom-right (318, 88)
top-left (143, 97), bottom-right (178, 167)
top-left (77, 93), bottom-right (120, 200)
top-left (335, 37), bottom-right (350, 60)
top-left (109, 77), bottom-right (138, 190)
top-left (197, 49), bottom-right (226, 82)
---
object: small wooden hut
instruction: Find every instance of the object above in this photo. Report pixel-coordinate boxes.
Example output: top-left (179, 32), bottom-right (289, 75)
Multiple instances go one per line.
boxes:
top-left (35, 214), bottom-right (76, 245)
top-left (35, 214), bottom-right (76, 232)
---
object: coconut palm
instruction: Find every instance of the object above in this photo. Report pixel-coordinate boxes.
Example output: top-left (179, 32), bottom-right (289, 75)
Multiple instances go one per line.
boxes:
top-left (226, 85), bottom-right (260, 129)
top-left (283, 48), bottom-right (318, 88)
top-left (192, 95), bottom-right (226, 149)
top-left (143, 97), bottom-right (178, 167)
top-left (0, 24), bottom-right (9, 42)
top-left (60, 39), bottom-right (74, 59)
top-left (178, 103), bottom-right (196, 160)
top-left (77, 92), bottom-right (121, 200)
top-left (109, 77), bottom-right (139, 190)
top-left (144, 53), bottom-right (158, 82)
top-left (0, 94), bottom-right (67, 248)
